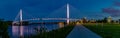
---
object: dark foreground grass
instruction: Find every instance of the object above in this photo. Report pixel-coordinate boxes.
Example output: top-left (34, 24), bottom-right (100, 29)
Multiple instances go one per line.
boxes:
top-left (26, 25), bottom-right (74, 38)
top-left (83, 23), bottom-right (120, 38)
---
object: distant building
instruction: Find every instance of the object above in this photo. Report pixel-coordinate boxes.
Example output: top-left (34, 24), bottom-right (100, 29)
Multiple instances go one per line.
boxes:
top-left (107, 16), bottom-right (112, 23)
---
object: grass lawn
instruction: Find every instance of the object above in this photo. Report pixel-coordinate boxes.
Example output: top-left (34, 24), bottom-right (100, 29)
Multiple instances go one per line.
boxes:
top-left (26, 25), bottom-right (74, 38)
top-left (83, 23), bottom-right (120, 38)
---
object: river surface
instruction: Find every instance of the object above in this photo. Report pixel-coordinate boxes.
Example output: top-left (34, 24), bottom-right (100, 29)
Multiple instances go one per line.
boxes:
top-left (8, 24), bottom-right (59, 38)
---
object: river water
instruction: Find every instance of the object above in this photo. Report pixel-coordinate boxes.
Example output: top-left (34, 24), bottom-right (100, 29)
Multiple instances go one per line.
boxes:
top-left (8, 24), bottom-right (59, 38)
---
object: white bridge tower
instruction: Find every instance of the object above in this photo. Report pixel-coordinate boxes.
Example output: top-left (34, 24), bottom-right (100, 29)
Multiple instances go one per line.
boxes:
top-left (19, 9), bottom-right (23, 37)
top-left (67, 3), bottom-right (70, 24)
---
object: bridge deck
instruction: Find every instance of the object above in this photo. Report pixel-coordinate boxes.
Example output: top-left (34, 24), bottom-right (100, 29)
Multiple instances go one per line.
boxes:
top-left (66, 25), bottom-right (102, 38)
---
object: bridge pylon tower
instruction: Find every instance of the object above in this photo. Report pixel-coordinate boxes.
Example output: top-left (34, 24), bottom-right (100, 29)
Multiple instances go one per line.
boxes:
top-left (67, 3), bottom-right (70, 25)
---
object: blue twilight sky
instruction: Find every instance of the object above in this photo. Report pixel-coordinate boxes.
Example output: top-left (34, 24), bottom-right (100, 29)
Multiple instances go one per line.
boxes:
top-left (0, 0), bottom-right (120, 20)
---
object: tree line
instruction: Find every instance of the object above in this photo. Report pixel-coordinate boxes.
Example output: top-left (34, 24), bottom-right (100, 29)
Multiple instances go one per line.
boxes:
top-left (0, 19), bottom-right (10, 38)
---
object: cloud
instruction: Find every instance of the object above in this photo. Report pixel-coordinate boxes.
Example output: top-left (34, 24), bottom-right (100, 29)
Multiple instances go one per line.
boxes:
top-left (102, 7), bottom-right (120, 17)
top-left (114, 1), bottom-right (120, 6)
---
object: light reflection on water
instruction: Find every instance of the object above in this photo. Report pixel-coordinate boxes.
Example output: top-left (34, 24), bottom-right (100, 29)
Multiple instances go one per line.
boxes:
top-left (8, 24), bottom-right (59, 38)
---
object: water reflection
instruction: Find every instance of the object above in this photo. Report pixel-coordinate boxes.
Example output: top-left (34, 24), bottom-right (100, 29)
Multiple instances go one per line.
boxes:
top-left (8, 24), bottom-right (59, 38)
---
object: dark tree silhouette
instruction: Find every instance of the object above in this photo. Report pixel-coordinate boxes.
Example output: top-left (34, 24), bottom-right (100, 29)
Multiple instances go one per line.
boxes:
top-left (0, 19), bottom-right (9, 38)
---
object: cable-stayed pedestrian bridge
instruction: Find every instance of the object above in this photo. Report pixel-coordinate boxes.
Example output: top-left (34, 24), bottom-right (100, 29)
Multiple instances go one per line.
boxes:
top-left (12, 4), bottom-right (80, 24)
top-left (11, 3), bottom-right (82, 38)
top-left (13, 18), bottom-right (80, 24)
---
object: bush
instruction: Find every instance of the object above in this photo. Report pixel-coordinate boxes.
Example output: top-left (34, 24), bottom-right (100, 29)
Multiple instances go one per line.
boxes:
top-left (26, 25), bottom-right (74, 38)
top-left (0, 19), bottom-right (9, 38)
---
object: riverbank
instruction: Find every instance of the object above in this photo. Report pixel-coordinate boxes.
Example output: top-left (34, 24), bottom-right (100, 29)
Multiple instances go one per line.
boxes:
top-left (25, 25), bottom-right (74, 38)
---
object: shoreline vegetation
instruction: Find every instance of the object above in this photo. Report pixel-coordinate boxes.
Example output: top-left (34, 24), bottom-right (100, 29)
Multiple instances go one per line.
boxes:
top-left (0, 19), bottom-right (9, 38)
top-left (25, 25), bottom-right (74, 38)
top-left (83, 23), bottom-right (120, 38)
top-left (25, 25), bottom-right (75, 38)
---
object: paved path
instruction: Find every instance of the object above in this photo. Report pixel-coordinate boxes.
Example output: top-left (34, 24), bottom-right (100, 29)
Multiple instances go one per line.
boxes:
top-left (66, 25), bottom-right (102, 38)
